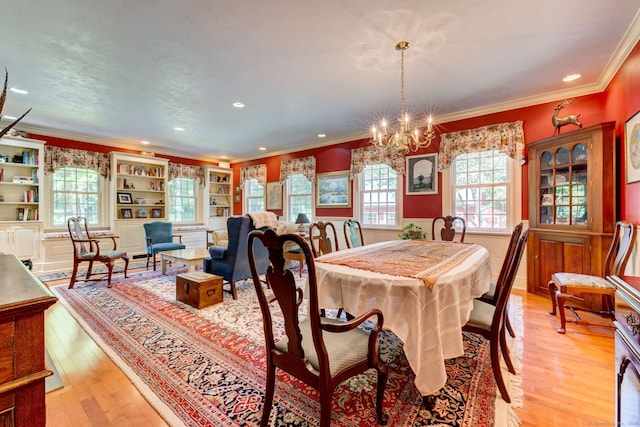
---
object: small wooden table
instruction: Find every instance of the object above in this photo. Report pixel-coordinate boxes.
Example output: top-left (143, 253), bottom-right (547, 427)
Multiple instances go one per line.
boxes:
top-left (160, 248), bottom-right (211, 274)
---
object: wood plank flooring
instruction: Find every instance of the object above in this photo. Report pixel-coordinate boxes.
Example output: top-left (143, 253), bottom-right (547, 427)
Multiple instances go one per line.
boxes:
top-left (43, 274), bottom-right (615, 426)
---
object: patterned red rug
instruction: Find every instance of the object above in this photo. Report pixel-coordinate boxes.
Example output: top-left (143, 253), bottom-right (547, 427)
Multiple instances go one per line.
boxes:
top-left (51, 270), bottom-right (520, 426)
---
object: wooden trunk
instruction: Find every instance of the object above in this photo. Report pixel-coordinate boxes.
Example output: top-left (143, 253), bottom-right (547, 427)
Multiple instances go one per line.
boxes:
top-left (176, 272), bottom-right (223, 309)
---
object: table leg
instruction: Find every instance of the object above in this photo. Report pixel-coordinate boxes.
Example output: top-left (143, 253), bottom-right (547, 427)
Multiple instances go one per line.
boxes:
top-left (161, 256), bottom-right (169, 275)
top-left (188, 261), bottom-right (197, 272)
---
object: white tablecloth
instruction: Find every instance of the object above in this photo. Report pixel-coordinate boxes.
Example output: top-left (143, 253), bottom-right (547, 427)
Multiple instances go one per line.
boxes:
top-left (314, 240), bottom-right (491, 395)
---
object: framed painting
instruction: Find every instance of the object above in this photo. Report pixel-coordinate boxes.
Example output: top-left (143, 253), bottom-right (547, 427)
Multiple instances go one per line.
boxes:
top-left (316, 171), bottom-right (351, 207)
top-left (266, 181), bottom-right (282, 210)
top-left (151, 208), bottom-right (162, 218)
top-left (117, 192), bottom-right (133, 204)
top-left (406, 153), bottom-right (438, 195)
top-left (625, 109), bottom-right (640, 183)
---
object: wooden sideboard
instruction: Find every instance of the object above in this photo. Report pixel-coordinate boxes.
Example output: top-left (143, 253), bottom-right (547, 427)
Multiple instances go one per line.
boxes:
top-left (0, 254), bottom-right (57, 426)
top-left (610, 275), bottom-right (640, 425)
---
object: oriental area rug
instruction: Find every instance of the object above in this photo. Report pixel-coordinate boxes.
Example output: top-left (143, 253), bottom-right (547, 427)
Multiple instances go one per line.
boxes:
top-left (50, 270), bottom-right (522, 427)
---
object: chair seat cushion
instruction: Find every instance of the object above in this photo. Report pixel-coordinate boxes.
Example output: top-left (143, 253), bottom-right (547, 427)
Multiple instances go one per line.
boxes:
top-left (481, 282), bottom-right (497, 300)
top-left (148, 242), bottom-right (186, 254)
top-left (551, 272), bottom-right (615, 290)
top-left (209, 246), bottom-right (228, 260)
top-left (81, 250), bottom-right (127, 260)
top-left (467, 299), bottom-right (495, 330)
top-left (275, 318), bottom-right (370, 376)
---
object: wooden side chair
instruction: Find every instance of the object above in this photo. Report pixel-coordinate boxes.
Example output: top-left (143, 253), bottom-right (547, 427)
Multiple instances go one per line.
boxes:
top-left (343, 219), bottom-right (364, 249)
top-left (549, 221), bottom-right (637, 334)
top-left (478, 222), bottom-right (524, 339)
top-left (309, 221), bottom-right (339, 257)
top-left (432, 215), bottom-right (466, 242)
top-left (247, 229), bottom-right (388, 427)
top-left (67, 216), bottom-right (129, 289)
top-left (463, 228), bottom-right (529, 404)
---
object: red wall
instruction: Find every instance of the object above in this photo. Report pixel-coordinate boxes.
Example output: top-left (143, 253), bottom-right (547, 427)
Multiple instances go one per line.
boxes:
top-left (604, 41), bottom-right (640, 223)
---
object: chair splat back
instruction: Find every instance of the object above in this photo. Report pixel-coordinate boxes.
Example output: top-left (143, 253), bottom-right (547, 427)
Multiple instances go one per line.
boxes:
top-left (432, 215), bottom-right (466, 242)
top-left (309, 221), bottom-right (339, 257)
top-left (343, 219), bottom-right (364, 249)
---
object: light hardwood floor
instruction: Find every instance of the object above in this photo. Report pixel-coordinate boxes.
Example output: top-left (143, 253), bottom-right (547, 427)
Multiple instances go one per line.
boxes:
top-left (44, 277), bottom-right (615, 426)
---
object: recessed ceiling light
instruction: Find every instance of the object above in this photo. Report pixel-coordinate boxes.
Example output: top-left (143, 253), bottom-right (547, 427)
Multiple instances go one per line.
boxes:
top-left (259, 147), bottom-right (266, 151)
top-left (232, 101), bottom-right (245, 108)
top-left (141, 140), bottom-right (150, 145)
top-left (317, 133), bottom-right (326, 138)
top-left (174, 127), bottom-right (185, 132)
top-left (2, 115), bottom-right (17, 121)
top-left (9, 87), bottom-right (28, 95)
top-left (562, 73), bottom-right (581, 82)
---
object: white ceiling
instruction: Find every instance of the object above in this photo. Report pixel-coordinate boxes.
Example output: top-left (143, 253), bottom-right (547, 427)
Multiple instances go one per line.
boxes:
top-left (1, 1), bottom-right (639, 162)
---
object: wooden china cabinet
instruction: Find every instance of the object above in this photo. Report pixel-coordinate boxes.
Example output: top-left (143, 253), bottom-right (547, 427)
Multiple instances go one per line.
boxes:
top-left (527, 122), bottom-right (616, 311)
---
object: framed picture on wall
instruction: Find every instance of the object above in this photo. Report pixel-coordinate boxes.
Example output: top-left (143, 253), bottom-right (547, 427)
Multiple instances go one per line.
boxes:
top-left (316, 171), bottom-right (351, 207)
top-left (406, 153), bottom-right (438, 195)
top-left (625, 109), bottom-right (640, 183)
top-left (266, 182), bottom-right (282, 210)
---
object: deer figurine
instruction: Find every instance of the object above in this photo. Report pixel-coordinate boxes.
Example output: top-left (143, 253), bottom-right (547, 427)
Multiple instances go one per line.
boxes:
top-left (552, 99), bottom-right (582, 135)
top-left (0, 68), bottom-right (31, 139)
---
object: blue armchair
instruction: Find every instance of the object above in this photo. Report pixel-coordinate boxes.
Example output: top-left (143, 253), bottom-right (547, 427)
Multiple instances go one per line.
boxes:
top-left (143, 221), bottom-right (186, 270)
top-left (204, 215), bottom-right (269, 299)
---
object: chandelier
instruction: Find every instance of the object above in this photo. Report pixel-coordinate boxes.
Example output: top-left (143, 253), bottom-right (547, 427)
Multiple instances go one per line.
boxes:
top-left (370, 41), bottom-right (435, 155)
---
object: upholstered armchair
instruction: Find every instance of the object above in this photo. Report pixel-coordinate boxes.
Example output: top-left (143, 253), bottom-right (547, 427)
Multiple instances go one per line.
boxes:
top-left (143, 221), bottom-right (186, 270)
top-left (204, 215), bottom-right (270, 299)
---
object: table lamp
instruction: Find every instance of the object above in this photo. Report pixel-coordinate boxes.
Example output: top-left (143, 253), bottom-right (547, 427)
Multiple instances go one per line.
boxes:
top-left (295, 213), bottom-right (310, 234)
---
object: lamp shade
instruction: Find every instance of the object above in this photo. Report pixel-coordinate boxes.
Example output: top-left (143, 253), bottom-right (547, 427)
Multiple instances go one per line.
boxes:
top-left (295, 213), bottom-right (310, 224)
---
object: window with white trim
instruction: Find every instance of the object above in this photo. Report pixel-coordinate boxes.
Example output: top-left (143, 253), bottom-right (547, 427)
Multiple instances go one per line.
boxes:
top-left (50, 167), bottom-right (101, 227)
top-left (357, 163), bottom-right (400, 227)
top-left (168, 178), bottom-right (196, 222)
top-left (245, 178), bottom-right (265, 212)
top-left (451, 150), bottom-right (511, 231)
top-left (286, 174), bottom-right (313, 222)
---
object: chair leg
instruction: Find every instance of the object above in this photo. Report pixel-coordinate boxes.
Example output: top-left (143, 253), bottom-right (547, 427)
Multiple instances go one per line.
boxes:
top-left (548, 280), bottom-right (558, 315)
top-left (555, 289), bottom-right (568, 334)
top-left (260, 364), bottom-right (276, 427)
top-left (490, 338), bottom-right (511, 403)
top-left (500, 322), bottom-right (516, 375)
top-left (146, 253), bottom-right (150, 270)
top-left (123, 256), bottom-right (129, 278)
top-left (505, 311), bottom-right (515, 338)
top-left (105, 261), bottom-right (115, 288)
top-left (68, 262), bottom-right (80, 289)
top-left (375, 365), bottom-right (389, 424)
top-left (230, 281), bottom-right (238, 300)
top-left (85, 261), bottom-right (94, 279)
top-left (153, 253), bottom-right (157, 271)
top-left (319, 388), bottom-right (333, 427)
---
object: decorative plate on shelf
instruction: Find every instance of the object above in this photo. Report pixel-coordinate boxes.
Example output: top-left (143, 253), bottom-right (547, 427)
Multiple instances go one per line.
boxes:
top-left (555, 175), bottom-right (566, 185)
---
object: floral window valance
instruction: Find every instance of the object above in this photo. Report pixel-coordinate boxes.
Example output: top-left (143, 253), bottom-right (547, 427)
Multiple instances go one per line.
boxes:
top-left (279, 156), bottom-right (316, 184)
top-left (240, 164), bottom-right (267, 186)
top-left (349, 145), bottom-right (405, 178)
top-left (168, 162), bottom-right (205, 185)
top-left (438, 120), bottom-right (525, 170)
top-left (44, 146), bottom-right (110, 179)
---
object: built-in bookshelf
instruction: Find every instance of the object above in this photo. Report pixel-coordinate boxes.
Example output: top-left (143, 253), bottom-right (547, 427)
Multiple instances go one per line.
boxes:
top-left (204, 166), bottom-right (233, 230)
top-left (0, 137), bottom-right (44, 222)
top-left (111, 152), bottom-right (168, 220)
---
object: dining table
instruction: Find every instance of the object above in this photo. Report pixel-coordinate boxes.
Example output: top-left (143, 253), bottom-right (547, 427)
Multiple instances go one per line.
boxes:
top-left (313, 238), bottom-right (492, 397)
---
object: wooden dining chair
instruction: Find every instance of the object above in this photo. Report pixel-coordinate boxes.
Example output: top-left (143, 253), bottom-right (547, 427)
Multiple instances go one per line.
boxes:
top-left (432, 215), bottom-right (466, 242)
top-left (478, 222), bottom-right (524, 339)
top-left (309, 221), bottom-right (339, 257)
top-left (463, 228), bottom-right (529, 404)
top-left (549, 221), bottom-right (637, 334)
top-left (247, 229), bottom-right (388, 427)
top-left (67, 216), bottom-right (129, 289)
top-left (343, 219), bottom-right (364, 249)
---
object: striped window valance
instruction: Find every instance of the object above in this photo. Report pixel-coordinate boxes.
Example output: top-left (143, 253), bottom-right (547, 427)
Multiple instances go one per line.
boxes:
top-left (349, 145), bottom-right (405, 178)
top-left (44, 146), bottom-right (110, 179)
top-left (438, 120), bottom-right (525, 170)
top-left (279, 156), bottom-right (316, 184)
top-left (240, 164), bottom-right (267, 186)
top-left (168, 162), bottom-right (205, 185)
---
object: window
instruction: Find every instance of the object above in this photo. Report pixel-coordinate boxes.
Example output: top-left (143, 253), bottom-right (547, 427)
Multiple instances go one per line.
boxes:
top-left (245, 179), bottom-right (265, 212)
top-left (286, 174), bottom-right (313, 222)
top-left (357, 163), bottom-right (399, 227)
top-left (168, 178), bottom-right (196, 222)
top-left (51, 167), bottom-right (101, 227)
top-left (451, 150), bottom-right (511, 231)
